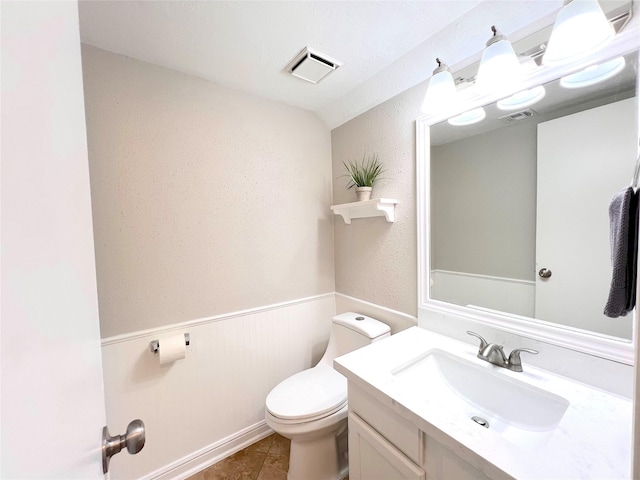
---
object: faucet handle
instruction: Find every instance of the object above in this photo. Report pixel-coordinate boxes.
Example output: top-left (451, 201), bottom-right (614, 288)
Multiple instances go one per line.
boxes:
top-left (466, 331), bottom-right (488, 351)
top-left (507, 348), bottom-right (538, 372)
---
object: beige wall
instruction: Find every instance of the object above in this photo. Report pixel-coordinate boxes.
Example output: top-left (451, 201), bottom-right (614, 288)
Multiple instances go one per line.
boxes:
top-left (82, 45), bottom-right (334, 338)
top-left (331, 84), bottom-right (424, 317)
top-left (431, 122), bottom-right (537, 280)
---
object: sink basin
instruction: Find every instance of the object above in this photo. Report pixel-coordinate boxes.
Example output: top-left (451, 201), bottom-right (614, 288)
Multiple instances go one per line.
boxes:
top-left (391, 349), bottom-right (569, 437)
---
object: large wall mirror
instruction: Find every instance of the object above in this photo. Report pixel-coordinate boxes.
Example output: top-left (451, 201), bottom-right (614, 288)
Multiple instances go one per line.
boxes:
top-left (417, 28), bottom-right (639, 363)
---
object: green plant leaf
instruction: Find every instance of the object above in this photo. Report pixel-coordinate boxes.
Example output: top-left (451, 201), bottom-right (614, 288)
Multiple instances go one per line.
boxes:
top-left (340, 153), bottom-right (385, 189)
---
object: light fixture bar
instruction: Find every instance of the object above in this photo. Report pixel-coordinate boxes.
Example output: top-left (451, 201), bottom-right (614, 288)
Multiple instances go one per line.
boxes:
top-left (445, 7), bottom-right (631, 90)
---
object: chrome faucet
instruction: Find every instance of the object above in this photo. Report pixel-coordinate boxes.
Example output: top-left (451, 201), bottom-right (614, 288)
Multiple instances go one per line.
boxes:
top-left (466, 331), bottom-right (538, 372)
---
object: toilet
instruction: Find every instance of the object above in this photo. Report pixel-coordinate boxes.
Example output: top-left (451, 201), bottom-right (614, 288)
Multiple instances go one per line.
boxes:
top-left (265, 312), bottom-right (390, 480)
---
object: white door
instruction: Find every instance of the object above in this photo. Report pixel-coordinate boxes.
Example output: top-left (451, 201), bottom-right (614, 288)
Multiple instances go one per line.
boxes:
top-left (536, 97), bottom-right (637, 338)
top-left (2, 2), bottom-right (108, 477)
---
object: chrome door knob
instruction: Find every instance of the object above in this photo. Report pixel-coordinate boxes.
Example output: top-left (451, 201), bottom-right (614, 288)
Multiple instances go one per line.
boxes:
top-left (123, 419), bottom-right (145, 454)
top-left (538, 268), bottom-right (552, 278)
top-left (102, 419), bottom-right (146, 473)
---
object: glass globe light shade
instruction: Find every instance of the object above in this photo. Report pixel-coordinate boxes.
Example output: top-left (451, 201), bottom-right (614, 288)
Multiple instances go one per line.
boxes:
top-left (542, 0), bottom-right (615, 66)
top-left (421, 59), bottom-right (457, 114)
top-left (476, 27), bottom-right (523, 94)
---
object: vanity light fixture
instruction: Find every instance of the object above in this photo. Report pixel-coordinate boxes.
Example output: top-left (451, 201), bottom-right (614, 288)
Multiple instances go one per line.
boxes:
top-left (421, 58), bottom-right (457, 114)
top-left (542, 0), bottom-right (615, 66)
top-left (560, 56), bottom-right (626, 88)
top-left (497, 85), bottom-right (546, 110)
top-left (475, 26), bottom-right (523, 94)
top-left (447, 107), bottom-right (486, 126)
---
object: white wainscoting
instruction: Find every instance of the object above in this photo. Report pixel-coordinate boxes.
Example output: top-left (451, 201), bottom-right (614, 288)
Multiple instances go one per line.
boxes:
top-left (101, 294), bottom-right (335, 480)
top-left (430, 270), bottom-right (535, 318)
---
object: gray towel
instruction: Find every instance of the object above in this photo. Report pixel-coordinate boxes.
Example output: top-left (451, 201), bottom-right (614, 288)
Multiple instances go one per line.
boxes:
top-left (604, 186), bottom-right (639, 318)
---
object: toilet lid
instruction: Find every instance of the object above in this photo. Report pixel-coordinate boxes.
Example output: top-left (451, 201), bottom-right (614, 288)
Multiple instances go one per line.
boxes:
top-left (266, 364), bottom-right (347, 421)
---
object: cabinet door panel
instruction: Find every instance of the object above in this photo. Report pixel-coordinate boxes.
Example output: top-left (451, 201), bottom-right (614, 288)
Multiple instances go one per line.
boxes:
top-left (349, 384), bottom-right (421, 463)
top-left (349, 413), bottom-right (425, 480)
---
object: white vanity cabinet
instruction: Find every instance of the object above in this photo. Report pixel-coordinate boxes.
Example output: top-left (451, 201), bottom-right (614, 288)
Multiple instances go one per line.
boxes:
top-left (348, 413), bottom-right (425, 480)
top-left (337, 327), bottom-right (632, 480)
top-left (348, 384), bottom-right (424, 479)
top-left (347, 384), bottom-right (501, 480)
top-left (421, 436), bottom-right (495, 480)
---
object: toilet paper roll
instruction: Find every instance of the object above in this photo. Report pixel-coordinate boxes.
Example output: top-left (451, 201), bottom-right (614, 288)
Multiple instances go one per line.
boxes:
top-left (158, 334), bottom-right (186, 365)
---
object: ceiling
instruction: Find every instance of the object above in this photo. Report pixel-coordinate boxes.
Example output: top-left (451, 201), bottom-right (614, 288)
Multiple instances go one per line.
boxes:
top-left (78, 1), bottom-right (565, 128)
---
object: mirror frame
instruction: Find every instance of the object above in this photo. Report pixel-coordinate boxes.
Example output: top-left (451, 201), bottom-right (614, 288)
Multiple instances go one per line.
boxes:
top-left (417, 24), bottom-right (640, 365)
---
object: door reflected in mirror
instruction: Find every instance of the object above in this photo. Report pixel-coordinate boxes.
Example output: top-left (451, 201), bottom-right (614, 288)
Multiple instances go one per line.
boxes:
top-left (429, 50), bottom-right (638, 340)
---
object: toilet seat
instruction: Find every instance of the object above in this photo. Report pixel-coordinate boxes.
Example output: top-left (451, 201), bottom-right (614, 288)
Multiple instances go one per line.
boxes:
top-left (266, 364), bottom-right (347, 423)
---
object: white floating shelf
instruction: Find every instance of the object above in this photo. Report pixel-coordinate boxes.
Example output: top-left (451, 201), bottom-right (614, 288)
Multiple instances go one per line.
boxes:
top-left (330, 198), bottom-right (398, 224)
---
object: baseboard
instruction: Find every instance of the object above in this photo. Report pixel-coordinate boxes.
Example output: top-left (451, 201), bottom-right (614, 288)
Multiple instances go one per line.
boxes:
top-left (144, 421), bottom-right (273, 480)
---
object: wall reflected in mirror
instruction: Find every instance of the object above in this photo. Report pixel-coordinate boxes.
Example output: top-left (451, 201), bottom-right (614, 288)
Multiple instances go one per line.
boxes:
top-left (429, 50), bottom-right (638, 340)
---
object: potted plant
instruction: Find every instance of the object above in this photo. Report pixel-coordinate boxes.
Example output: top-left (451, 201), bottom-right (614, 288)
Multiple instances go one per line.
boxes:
top-left (342, 154), bottom-right (385, 201)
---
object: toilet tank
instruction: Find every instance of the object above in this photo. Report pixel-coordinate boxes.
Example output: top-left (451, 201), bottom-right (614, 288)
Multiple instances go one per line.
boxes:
top-left (320, 312), bottom-right (390, 365)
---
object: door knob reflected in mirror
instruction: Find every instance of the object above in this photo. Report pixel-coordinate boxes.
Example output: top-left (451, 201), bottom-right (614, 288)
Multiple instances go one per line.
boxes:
top-left (538, 268), bottom-right (552, 279)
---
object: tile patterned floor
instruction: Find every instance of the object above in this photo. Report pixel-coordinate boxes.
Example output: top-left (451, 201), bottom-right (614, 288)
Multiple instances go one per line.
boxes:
top-left (187, 433), bottom-right (290, 480)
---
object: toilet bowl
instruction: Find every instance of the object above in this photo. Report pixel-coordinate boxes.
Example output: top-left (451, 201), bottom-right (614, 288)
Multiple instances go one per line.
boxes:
top-left (265, 312), bottom-right (390, 480)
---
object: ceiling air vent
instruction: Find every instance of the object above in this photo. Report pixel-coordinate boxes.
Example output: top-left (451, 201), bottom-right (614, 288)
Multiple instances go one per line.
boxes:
top-left (286, 47), bottom-right (340, 84)
top-left (499, 108), bottom-right (538, 123)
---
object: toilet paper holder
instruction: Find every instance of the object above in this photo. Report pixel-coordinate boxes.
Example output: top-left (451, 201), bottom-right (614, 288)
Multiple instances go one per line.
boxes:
top-left (149, 333), bottom-right (190, 354)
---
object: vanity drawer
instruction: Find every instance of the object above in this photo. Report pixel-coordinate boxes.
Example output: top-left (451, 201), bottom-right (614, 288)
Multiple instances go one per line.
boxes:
top-left (348, 383), bottom-right (421, 464)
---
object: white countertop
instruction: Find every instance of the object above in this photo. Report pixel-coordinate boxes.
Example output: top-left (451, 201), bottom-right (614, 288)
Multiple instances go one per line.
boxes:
top-left (334, 326), bottom-right (632, 480)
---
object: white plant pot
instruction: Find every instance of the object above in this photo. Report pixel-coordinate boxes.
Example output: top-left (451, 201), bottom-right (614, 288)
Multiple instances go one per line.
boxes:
top-left (355, 187), bottom-right (372, 201)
